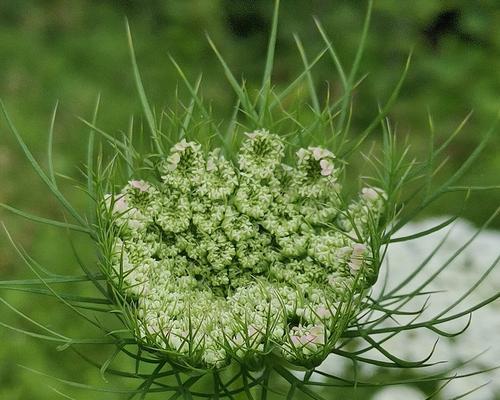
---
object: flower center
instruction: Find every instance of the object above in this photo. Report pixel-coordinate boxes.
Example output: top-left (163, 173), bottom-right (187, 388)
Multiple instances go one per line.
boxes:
top-left (104, 130), bottom-right (384, 366)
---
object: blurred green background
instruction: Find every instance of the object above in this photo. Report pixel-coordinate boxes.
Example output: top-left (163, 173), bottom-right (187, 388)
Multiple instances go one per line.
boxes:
top-left (0, 1), bottom-right (499, 398)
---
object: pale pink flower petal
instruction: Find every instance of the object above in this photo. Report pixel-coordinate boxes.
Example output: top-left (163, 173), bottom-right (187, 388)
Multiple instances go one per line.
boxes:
top-left (320, 159), bottom-right (334, 176)
top-left (129, 180), bottom-right (150, 192)
top-left (296, 148), bottom-right (308, 161)
top-left (113, 195), bottom-right (128, 213)
top-left (362, 187), bottom-right (379, 201)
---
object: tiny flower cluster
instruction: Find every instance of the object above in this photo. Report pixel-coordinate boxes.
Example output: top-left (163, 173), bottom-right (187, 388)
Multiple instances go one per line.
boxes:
top-left (104, 130), bottom-right (385, 367)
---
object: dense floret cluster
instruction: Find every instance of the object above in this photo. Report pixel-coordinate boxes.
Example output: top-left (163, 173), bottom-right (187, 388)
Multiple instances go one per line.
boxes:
top-left (104, 130), bottom-right (385, 367)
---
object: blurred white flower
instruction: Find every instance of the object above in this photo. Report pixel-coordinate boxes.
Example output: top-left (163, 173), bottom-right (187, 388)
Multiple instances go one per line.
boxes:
top-left (371, 218), bottom-right (500, 399)
top-left (372, 386), bottom-right (424, 400)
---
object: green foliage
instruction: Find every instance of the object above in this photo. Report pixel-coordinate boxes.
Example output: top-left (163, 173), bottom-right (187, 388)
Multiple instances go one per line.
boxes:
top-left (0, 1), bottom-right (499, 399)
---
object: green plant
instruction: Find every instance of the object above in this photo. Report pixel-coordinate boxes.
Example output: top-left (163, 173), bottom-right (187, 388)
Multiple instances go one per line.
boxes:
top-left (1, 1), bottom-right (499, 398)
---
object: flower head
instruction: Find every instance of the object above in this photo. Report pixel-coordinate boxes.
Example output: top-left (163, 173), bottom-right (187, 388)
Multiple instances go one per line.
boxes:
top-left (104, 131), bottom-right (384, 367)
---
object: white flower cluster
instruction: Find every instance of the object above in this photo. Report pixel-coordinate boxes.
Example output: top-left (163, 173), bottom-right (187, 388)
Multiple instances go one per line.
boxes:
top-left (319, 218), bottom-right (500, 399)
top-left (377, 219), bottom-right (500, 400)
top-left (104, 130), bottom-right (385, 367)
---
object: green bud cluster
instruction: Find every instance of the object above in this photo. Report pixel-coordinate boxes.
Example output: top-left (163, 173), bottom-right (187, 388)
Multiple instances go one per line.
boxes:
top-left (104, 130), bottom-right (385, 367)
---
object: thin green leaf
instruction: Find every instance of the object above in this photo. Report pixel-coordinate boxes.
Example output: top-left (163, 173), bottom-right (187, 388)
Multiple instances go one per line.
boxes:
top-left (293, 34), bottom-right (320, 113)
top-left (258, 0), bottom-right (280, 120)
top-left (87, 93), bottom-right (101, 207)
top-left (313, 17), bottom-right (347, 89)
top-left (125, 19), bottom-right (162, 154)
top-left (181, 74), bottom-right (202, 138)
top-left (206, 34), bottom-right (259, 123)
top-left (337, 0), bottom-right (372, 133)
top-left (0, 203), bottom-right (92, 234)
top-left (47, 100), bottom-right (59, 187)
top-left (0, 100), bottom-right (87, 227)
top-left (389, 214), bottom-right (459, 243)
top-left (341, 51), bottom-right (412, 158)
